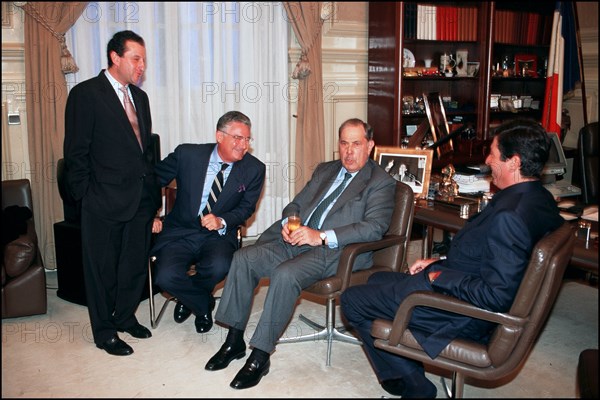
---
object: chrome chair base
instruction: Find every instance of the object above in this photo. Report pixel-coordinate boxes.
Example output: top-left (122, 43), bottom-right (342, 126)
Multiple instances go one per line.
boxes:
top-left (277, 298), bottom-right (361, 366)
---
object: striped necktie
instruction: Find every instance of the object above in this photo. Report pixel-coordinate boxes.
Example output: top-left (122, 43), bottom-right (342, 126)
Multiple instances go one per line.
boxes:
top-left (307, 172), bottom-right (352, 229)
top-left (201, 163), bottom-right (229, 217)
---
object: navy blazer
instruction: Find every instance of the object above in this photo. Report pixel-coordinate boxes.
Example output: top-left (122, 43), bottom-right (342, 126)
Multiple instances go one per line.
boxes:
top-left (64, 70), bottom-right (161, 220)
top-left (151, 143), bottom-right (266, 252)
top-left (410, 180), bottom-right (563, 358)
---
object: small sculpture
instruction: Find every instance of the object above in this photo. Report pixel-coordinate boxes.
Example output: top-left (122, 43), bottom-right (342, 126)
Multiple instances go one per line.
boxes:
top-left (438, 164), bottom-right (459, 200)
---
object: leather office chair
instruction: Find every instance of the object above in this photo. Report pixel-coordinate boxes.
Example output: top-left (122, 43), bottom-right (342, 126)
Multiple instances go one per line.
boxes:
top-left (371, 222), bottom-right (575, 398)
top-left (277, 181), bottom-right (415, 366)
top-left (575, 122), bottom-right (598, 205)
top-left (148, 183), bottom-right (244, 328)
top-left (2, 179), bottom-right (47, 318)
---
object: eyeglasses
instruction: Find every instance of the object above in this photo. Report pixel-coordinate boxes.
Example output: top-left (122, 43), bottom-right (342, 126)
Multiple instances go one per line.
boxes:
top-left (219, 130), bottom-right (254, 145)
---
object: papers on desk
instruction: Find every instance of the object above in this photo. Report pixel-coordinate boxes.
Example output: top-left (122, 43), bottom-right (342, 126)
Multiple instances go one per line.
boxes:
top-left (581, 206), bottom-right (599, 222)
top-left (454, 174), bottom-right (491, 194)
top-left (560, 211), bottom-right (578, 221)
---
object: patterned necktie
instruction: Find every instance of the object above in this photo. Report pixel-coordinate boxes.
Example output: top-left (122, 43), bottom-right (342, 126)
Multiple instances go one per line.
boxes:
top-left (307, 172), bottom-right (352, 229)
top-left (202, 163), bottom-right (229, 217)
top-left (119, 86), bottom-right (142, 149)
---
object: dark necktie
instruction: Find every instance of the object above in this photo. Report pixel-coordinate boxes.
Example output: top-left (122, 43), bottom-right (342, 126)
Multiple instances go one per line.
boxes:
top-left (119, 86), bottom-right (142, 149)
top-left (307, 172), bottom-right (352, 229)
top-left (201, 163), bottom-right (229, 217)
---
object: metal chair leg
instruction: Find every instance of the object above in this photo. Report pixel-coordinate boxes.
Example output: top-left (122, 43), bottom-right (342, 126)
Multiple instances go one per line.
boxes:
top-left (441, 371), bottom-right (464, 398)
top-left (148, 256), bottom-right (177, 329)
top-left (277, 298), bottom-right (361, 366)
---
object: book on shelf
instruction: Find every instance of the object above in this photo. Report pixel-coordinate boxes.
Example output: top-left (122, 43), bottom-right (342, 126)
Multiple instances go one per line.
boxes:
top-left (404, 2), bottom-right (417, 39)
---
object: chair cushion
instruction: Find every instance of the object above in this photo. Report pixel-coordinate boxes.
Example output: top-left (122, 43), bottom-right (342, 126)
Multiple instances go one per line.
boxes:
top-left (372, 319), bottom-right (492, 368)
top-left (304, 276), bottom-right (342, 296)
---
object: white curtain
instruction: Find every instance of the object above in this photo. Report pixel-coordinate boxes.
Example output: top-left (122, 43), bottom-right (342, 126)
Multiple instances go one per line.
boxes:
top-left (65, 2), bottom-right (290, 236)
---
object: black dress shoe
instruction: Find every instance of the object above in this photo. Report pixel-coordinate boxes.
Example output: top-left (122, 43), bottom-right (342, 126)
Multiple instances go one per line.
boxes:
top-left (230, 357), bottom-right (270, 389)
top-left (118, 323), bottom-right (152, 339)
top-left (195, 313), bottom-right (213, 333)
top-left (205, 342), bottom-right (247, 371)
top-left (96, 335), bottom-right (133, 356)
top-left (173, 301), bottom-right (192, 323)
top-left (381, 378), bottom-right (406, 396)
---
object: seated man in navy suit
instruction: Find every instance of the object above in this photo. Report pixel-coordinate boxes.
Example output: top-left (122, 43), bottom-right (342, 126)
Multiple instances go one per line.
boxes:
top-left (151, 111), bottom-right (265, 334)
top-left (341, 119), bottom-right (563, 398)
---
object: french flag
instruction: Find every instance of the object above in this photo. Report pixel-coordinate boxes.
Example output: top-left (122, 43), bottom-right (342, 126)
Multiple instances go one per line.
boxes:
top-left (541, 2), bottom-right (580, 139)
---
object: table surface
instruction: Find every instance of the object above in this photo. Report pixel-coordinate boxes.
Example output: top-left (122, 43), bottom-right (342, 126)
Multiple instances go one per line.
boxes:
top-left (413, 199), bottom-right (598, 274)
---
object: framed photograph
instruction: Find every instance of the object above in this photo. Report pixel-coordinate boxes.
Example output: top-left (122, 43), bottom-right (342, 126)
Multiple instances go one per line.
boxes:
top-left (455, 49), bottom-right (469, 76)
top-left (514, 54), bottom-right (538, 77)
top-left (373, 146), bottom-right (433, 199)
top-left (423, 92), bottom-right (454, 159)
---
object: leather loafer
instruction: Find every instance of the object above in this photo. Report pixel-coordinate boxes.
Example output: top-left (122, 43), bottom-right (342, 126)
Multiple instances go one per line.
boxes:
top-left (195, 313), bottom-right (213, 333)
top-left (381, 378), bottom-right (406, 396)
top-left (230, 357), bottom-right (270, 389)
top-left (118, 323), bottom-right (152, 339)
top-left (96, 335), bottom-right (133, 356)
top-left (205, 342), bottom-right (247, 371)
top-left (173, 301), bottom-right (192, 323)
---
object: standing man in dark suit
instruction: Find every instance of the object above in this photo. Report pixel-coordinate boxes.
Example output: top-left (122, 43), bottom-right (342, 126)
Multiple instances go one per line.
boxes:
top-left (150, 111), bottom-right (266, 334)
top-left (204, 118), bottom-right (396, 390)
top-left (340, 119), bottom-right (564, 398)
top-left (64, 30), bottom-right (161, 356)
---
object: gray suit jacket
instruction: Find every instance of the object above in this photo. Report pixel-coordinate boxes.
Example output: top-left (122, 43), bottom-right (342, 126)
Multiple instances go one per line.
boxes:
top-left (258, 158), bottom-right (396, 270)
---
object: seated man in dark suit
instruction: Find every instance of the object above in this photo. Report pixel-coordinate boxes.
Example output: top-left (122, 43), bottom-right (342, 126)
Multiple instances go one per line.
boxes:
top-left (151, 111), bottom-right (265, 333)
top-left (341, 119), bottom-right (563, 398)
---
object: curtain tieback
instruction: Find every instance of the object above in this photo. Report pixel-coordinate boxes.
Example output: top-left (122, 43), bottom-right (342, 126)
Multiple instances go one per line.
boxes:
top-left (18, 3), bottom-right (79, 74)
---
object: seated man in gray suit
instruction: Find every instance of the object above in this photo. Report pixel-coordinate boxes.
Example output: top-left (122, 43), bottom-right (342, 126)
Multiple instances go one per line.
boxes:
top-left (205, 118), bottom-right (396, 389)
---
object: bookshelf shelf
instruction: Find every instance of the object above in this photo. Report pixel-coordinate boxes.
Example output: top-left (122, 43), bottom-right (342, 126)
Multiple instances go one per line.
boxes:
top-left (367, 1), bottom-right (552, 151)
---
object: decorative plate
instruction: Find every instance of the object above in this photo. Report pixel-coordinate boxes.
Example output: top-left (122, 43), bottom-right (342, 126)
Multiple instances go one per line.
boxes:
top-left (403, 48), bottom-right (416, 68)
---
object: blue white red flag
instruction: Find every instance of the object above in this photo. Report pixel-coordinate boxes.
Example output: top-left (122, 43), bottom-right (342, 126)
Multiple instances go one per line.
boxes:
top-left (542, 2), bottom-right (580, 138)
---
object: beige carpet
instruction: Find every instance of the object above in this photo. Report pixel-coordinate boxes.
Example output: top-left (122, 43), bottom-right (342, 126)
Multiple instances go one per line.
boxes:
top-left (2, 254), bottom-right (598, 398)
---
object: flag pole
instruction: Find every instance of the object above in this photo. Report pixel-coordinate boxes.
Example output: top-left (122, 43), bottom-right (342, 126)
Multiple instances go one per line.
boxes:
top-left (572, 2), bottom-right (588, 126)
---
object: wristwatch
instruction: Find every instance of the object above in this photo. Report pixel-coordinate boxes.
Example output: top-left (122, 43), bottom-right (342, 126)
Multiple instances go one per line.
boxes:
top-left (319, 232), bottom-right (327, 246)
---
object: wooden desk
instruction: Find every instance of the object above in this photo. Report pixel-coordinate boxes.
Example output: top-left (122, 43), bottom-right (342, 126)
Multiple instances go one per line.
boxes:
top-left (414, 199), bottom-right (466, 258)
top-left (413, 199), bottom-right (598, 276)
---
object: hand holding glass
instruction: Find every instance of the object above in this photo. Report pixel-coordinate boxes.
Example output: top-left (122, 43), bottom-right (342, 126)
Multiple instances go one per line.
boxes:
top-left (288, 212), bottom-right (301, 232)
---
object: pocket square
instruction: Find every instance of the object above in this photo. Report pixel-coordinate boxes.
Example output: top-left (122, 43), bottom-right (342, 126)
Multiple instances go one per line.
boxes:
top-left (238, 184), bottom-right (246, 193)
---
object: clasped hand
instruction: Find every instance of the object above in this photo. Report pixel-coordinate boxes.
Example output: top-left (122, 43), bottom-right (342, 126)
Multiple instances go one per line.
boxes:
top-left (200, 213), bottom-right (223, 231)
top-left (408, 258), bottom-right (437, 275)
top-left (282, 224), bottom-right (321, 246)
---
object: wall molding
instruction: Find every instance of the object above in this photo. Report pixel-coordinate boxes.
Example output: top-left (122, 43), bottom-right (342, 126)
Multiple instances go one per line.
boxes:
top-left (1, 42), bottom-right (25, 61)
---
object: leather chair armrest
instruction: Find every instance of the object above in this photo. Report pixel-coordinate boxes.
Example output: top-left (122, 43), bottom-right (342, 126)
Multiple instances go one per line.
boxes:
top-left (3, 234), bottom-right (37, 278)
top-left (336, 234), bottom-right (407, 291)
top-left (386, 291), bottom-right (527, 345)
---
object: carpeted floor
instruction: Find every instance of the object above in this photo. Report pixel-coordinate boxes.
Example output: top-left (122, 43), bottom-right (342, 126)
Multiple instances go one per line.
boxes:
top-left (2, 264), bottom-right (597, 398)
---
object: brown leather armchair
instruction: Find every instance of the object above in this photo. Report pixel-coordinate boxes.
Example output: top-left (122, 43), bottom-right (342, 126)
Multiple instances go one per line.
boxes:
top-left (2, 179), bottom-right (47, 318)
top-left (277, 181), bottom-right (415, 366)
top-left (370, 222), bottom-right (575, 398)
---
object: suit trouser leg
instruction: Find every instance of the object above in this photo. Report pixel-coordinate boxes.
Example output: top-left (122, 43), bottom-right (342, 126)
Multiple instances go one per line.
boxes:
top-left (340, 271), bottom-right (430, 381)
top-left (215, 240), bottom-right (335, 354)
top-left (153, 235), bottom-right (235, 315)
top-left (81, 193), bottom-right (155, 344)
